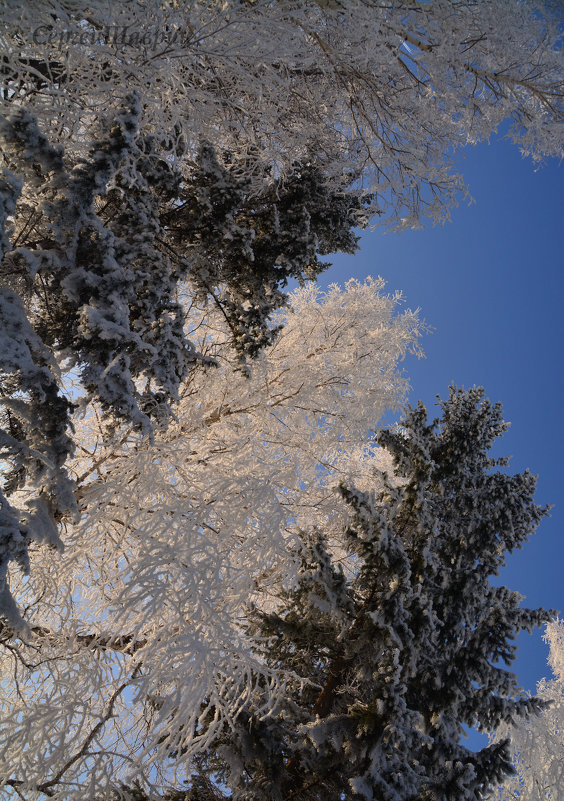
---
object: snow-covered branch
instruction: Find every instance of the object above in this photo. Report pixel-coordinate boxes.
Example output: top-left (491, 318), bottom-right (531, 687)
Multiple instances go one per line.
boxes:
top-left (2, 1), bottom-right (563, 226)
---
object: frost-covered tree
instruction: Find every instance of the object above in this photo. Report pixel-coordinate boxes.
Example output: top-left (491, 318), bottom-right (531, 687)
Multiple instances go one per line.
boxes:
top-left (178, 387), bottom-right (551, 801)
top-left (0, 105), bottom-right (368, 631)
top-left (0, 279), bottom-right (423, 800)
top-left (0, 2), bottom-right (561, 793)
top-left (2, 0), bottom-right (563, 630)
top-left (490, 619), bottom-right (564, 801)
top-left (1, 0), bottom-right (563, 226)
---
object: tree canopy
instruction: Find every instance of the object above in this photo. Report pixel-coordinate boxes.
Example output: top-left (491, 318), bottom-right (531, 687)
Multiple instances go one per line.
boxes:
top-left (0, 110), bottom-right (369, 630)
top-left (2, 0), bottom-right (563, 226)
top-left (1, 0), bottom-right (563, 630)
top-left (0, 384), bottom-right (550, 799)
top-left (0, 279), bottom-right (422, 798)
top-left (0, 2), bottom-right (561, 799)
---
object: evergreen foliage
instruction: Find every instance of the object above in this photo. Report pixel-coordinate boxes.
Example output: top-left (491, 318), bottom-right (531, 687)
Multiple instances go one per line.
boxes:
top-left (184, 387), bottom-right (551, 801)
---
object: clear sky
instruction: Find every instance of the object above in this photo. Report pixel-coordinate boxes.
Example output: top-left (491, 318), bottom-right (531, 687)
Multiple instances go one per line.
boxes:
top-left (318, 134), bottom-right (563, 743)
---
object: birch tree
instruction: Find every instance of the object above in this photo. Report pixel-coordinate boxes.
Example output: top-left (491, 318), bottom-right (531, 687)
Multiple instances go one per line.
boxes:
top-left (0, 279), bottom-right (423, 800)
top-left (490, 619), bottom-right (564, 801)
top-left (0, 3), bottom-right (561, 794)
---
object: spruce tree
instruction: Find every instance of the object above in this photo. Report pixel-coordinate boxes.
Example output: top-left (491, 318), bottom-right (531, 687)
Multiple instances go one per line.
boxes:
top-left (192, 386), bottom-right (551, 801)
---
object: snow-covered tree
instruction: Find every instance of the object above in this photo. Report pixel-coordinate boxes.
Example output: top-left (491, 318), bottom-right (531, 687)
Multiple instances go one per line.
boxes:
top-left (2, 0), bottom-right (563, 629)
top-left (0, 107), bottom-right (368, 631)
top-left (2, 0), bottom-right (563, 227)
top-left (1, 380), bottom-right (548, 801)
top-left (176, 387), bottom-right (551, 801)
top-left (490, 618), bottom-right (564, 801)
top-left (0, 2), bottom-right (561, 794)
top-left (0, 279), bottom-right (423, 800)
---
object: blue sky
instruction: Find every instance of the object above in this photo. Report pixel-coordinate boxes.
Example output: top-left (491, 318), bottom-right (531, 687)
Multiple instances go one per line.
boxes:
top-left (319, 136), bottom-right (563, 727)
